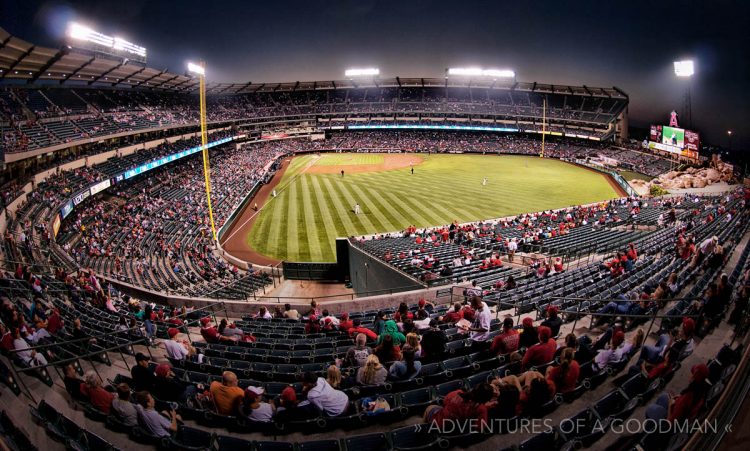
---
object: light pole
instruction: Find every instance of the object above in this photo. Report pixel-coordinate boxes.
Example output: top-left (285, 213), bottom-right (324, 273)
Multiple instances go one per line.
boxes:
top-left (674, 60), bottom-right (694, 129)
top-left (187, 61), bottom-right (217, 242)
top-left (727, 130), bottom-right (733, 151)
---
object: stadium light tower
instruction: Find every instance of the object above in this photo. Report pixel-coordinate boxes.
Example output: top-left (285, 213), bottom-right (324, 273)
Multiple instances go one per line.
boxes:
top-left (187, 61), bottom-right (217, 243)
top-left (447, 67), bottom-right (516, 79)
top-left (345, 68), bottom-right (380, 77)
top-left (674, 59), bottom-right (694, 129)
top-left (67, 21), bottom-right (147, 63)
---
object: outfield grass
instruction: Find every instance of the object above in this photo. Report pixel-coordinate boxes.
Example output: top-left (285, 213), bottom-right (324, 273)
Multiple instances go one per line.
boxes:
top-left (248, 153), bottom-right (620, 262)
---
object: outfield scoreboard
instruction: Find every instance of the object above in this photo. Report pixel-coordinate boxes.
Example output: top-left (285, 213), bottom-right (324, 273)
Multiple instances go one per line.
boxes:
top-left (648, 125), bottom-right (700, 160)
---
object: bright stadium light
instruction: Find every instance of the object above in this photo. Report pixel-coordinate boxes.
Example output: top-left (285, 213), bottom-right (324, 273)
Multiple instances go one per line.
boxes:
top-left (187, 62), bottom-right (206, 76)
top-left (67, 22), bottom-right (146, 58)
top-left (68, 22), bottom-right (113, 46)
top-left (113, 37), bottom-right (147, 57)
top-left (674, 60), bottom-right (694, 77)
top-left (448, 67), bottom-right (515, 78)
top-left (345, 68), bottom-right (380, 77)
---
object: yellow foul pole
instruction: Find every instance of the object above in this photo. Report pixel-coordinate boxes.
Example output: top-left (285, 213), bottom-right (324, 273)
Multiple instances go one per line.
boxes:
top-left (540, 96), bottom-right (546, 158)
top-left (198, 62), bottom-right (217, 242)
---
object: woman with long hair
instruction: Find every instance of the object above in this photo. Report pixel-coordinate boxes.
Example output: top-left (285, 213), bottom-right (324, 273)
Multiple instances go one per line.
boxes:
top-left (389, 345), bottom-right (422, 381)
top-left (326, 365), bottom-right (342, 389)
top-left (489, 379), bottom-right (521, 419)
top-left (546, 347), bottom-right (580, 393)
top-left (356, 355), bottom-right (388, 386)
top-left (405, 332), bottom-right (421, 357)
top-left (374, 334), bottom-right (402, 363)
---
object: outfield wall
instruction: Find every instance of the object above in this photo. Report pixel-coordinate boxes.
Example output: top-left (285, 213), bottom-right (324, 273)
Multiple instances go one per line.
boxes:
top-left (347, 239), bottom-right (425, 296)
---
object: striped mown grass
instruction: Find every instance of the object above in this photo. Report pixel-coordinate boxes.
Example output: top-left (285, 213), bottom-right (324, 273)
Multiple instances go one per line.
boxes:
top-left (248, 153), bottom-right (620, 262)
top-left (313, 153), bottom-right (385, 166)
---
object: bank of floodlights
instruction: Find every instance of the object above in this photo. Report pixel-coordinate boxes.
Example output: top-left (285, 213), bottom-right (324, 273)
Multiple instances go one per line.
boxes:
top-left (345, 68), bottom-right (380, 77)
top-left (67, 22), bottom-right (147, 60)
top-left (448, 67), bottom-right (515, 79)
top-left (673, 60), bottom-right (695, 77)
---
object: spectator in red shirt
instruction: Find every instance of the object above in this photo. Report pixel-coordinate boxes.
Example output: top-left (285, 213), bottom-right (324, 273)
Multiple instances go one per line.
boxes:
top-left (393, 303), bottom-right (414, 323)
top-left (0, 323), bottom-right (13, 353)
top-left (441, 303), bottom-right (464, 323)
top-left (609, 259), bottom-right (624, 277)
top-left (373, 334), bottom-right (402, 363)
top-left (646, 364), bottom-right (710, 422)
top-left (338, 313), bottom-right (353, 332)
top-left (80, 371), bottom-right (114, 414)
top-left (522, 326), bottom-right (556, 370)
top-left (46, 308), bottom-right (64, 335)
top-left (627, 243), bottom-right (638, 261)
top-left (200, 317), bottom-right (237, 344)
top-left (423, 383), bottom-right (495, 427)
top-left (348, 319), bottom-right (377, 341)
top-left (460, 304), bottom-right (476, 322)
top-left (305, 316), bottom-right (321, 335)
top-left (546, 348), bottom-right (580, 393)
top-left (490, 318), bottom-right (520, 356)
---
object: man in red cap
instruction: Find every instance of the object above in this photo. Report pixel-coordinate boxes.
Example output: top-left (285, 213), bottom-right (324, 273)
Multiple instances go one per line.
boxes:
top-left (593, 330), bottom-right (626, 371)
top-left (164, 327), bottom-right (201, 362)
top-left (275, 386), bottom-right (316, 423)
top-left (200, 317), bottom-right (236, 344)
top-left (153, 363), bottom-right (197, 402)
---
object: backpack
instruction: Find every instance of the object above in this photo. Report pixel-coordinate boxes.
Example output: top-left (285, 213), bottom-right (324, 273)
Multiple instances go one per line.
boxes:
top-left (360, 396), bottom-right (390, 416)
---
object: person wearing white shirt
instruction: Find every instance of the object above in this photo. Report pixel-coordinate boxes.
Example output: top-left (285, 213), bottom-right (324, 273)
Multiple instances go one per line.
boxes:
top-left (13, 330), bottom-right (47, 366)
top-left (462, 297), bottom-right (491, 348)
top-left (299, 374), bottom-right (348, 417)
top-left (507, 239), bottom-right (518, 262)
top-left (319, 311), bottom-right (340, 327)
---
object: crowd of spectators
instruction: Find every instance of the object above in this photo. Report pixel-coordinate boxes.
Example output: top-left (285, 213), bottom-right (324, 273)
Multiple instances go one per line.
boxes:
top-left (56, 139), bottom-right (279, 295)
top-left (2, 83), bottom-right (627, 154)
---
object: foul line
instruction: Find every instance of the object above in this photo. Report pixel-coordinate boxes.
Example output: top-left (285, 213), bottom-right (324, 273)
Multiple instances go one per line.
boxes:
top-left (222, 155), bottom-right (321, 244)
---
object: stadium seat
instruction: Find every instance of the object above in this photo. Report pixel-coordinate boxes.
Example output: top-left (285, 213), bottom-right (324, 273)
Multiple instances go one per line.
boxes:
top-left (168, 425), bottom-right (214, 451)
top-left (390, 424), bottom-right (447, 450)
top-left (344, 432), bottom-right (390, 451)
top-left (296, 439), bottom-right (342, 451)
top-left (215, 435), bottom-right (253, 450)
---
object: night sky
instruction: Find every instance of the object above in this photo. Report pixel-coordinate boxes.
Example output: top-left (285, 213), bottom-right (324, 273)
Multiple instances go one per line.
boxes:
top-left (3, 0), bottom-right (749, 149)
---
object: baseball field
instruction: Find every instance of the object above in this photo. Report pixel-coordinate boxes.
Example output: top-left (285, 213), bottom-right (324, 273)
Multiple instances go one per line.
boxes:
top-left (223, 153), bottom-right (623, 263)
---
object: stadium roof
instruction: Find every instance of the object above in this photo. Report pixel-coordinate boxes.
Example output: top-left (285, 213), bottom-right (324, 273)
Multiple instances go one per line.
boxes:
top-left (0, 28), bottom-right (199, 91)
top-left (0, 27), bottom-right (627, 99)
